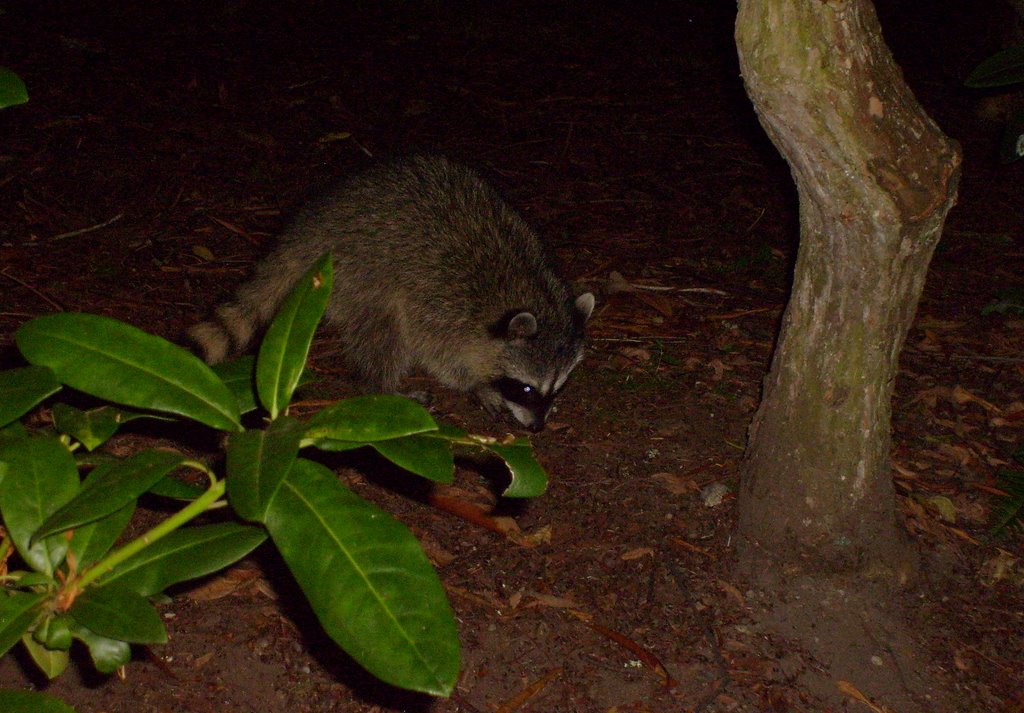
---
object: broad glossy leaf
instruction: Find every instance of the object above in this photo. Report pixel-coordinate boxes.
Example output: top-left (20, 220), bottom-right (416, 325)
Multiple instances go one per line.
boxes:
top-left (0, 67), bottom-right (28, 108)
top-left (0, 591), bottom-right (46, 656)
top-left (305, 395), bottom-right (438, 443)
top-left (227, 415), bottom-right (303, 522)
top-left (15, 313), bottom-right (242, 432)
top-left (257, 253), bottom-right (333, 418)
top-left (68, 502), bottom-right (135, 570)
top-left (22, 633), bottom-right (70, 679)
top-left (0, 690), bottom-right (76, 713)
top-left (12, 572), bottom-right (54, 588)
top-left (214, 356), bottom-right (316, 415)
top-left (372, 435), bottom-right (454, 483)
top-left (213, 356), bottom-right (259, 414)
top-left (33, 614), bottom-right (73, 651)
top-left (147, 475), bottom-right (205, 500)
top-left (265, 458), bottom-right (459, 696)
top-left (35, 450), bottom-right (186, 542)
top-left (0, 421), bottom-right (29, 444)
top-left (483, 440), bottom-right (548, 498)
top-left (70, 620), bottom-right (131, 674)
top-left (0, 365), bottom-right (60, 428)
top-left (98, 522), bottom-right (267, 596)
top-left (0, 437), bottom-right (79, 574)
top-left (51, 404), bottom-right (121, 451)
top-left (965, 45), bottom-right (1024, 88)
top-left (304, 439), bottom-right (367, 453)
top-left (69, 586), bottom-right (166, 644)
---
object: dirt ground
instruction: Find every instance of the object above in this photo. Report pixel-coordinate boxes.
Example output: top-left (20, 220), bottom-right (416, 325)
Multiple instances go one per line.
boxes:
top-left (1, 1), bottom-right (1022, 711)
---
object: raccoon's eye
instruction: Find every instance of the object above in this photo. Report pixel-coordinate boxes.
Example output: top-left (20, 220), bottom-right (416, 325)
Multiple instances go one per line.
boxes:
top-left (494, 377), bottom-right (543, 407)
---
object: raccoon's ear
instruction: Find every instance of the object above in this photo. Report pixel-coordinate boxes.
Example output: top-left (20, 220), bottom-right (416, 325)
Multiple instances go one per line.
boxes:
top-left (575, 292), bottom-right (595, 322)
top-left (507, 311), bottom-right (538, 339)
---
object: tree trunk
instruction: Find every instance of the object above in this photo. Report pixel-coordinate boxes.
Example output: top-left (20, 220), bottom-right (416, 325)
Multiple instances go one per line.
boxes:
top-left (734, 0), bottom-right (961, 580)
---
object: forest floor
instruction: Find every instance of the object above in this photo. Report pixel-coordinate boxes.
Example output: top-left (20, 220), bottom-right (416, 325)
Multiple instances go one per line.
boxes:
top-left (1, 1), bottom-right (1022, 711)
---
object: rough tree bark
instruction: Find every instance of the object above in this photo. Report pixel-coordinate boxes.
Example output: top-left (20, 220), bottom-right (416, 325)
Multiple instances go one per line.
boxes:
top-left (735, 0), bottom-right (960, 578)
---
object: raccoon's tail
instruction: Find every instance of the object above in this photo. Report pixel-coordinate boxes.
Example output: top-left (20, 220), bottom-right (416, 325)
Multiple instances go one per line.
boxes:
top-left (189, 251), bottom-right (315, 364)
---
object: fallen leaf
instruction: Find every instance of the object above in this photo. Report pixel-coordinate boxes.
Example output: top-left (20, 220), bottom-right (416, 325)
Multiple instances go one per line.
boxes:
top-left (707, 359), bottom-right (729, 380)
top-left (838, 680), bottom-right (895, 713)
top-left (952, 385), bottom-right (1002, 414)
top-left (652, 472), bottom-right (699, 495)
top-left (925, 495), bottom-right (957, 523)
top-left (515, 524), bottom-right (552, 547)
top-left (621, 547), bottom-right (654, 561)
top-left (495, 667), bottom-right (563, 713)
top-left (524, 592), bottom-right (581, 609)
top-left (717, 579), bottom-right (746, 607)
top-left (186, 565), bottom-right (262, 601)
top-left (619, 346), bottom-right (652, 362)
top-left (192, 245), bottom-right (216, 262)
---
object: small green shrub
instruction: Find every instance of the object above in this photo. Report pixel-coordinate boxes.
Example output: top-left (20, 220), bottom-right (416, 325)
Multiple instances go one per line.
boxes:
top-left (0, 253), bottom-right (548, 709)
top-left (966, 44), bottom-right (1024, 163)
top-left (0, 67), bottom-right (28, 109)
top-left (991, 444), bottom-right (1024, 537)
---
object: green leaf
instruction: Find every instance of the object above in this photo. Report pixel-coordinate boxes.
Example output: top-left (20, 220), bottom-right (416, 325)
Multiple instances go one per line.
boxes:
top-left (51, 404), bottom-right (122, 451)
top-left (0, 365), bottom-right (60, 428)
top-left (257, 253), bottom-right (333, 418)
top-left (305, 395), bottom-right (438, 443)
top-left (0, 67), bottom-right (29, 108)
top-left (69, 586), bottom-right (167, 644)
top-left (372, 435), bottom-right (455, 483)
top-left (15, 313), bottom-right (242, 432)
top-left (69, 620), bottom-right (131, 674)
top-left (214, 355), bottom-right (317, 415)
top-left (147, 475), bottom-right (205, 500)
top-left (0, 690), bottom-right (76, 713)
top-left (265, 459), bottom-right (459, 696)
top-left (227, 416), bottom-right (303, 522)
top-left (68, 502), bottom-right (135, 570)
top-left (0, 437), bottom-right (80, 574)
top-left (98, 522), bottom-right (267, 597)
top-left (213, 355), bottom-right (259, 414)
top-left (33, 614), bottom-right (73, 651)
top-left (304, 439), bottom-right (367, 453)
top-left (965, 45), bottom-right (1024, 88)
top-left (12, 572), bottom-right (54, 588)
top-left (22, 632), bottom-right (70, 679)
top-left (34, 450), bottom-right (186, 542)
top-left (483, 440), bottom-right (548, 498)
top-left (0, 421), bottom-right (29, 444)
top-left (0, 591), bottom-right (46, 656)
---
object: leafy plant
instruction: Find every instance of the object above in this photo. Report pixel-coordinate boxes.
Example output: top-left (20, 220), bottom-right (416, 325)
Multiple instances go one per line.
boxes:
top-left (990, 443), bottom-right (1024, 537)
top-left (966, 44), bottom-right (1024, 163)
top-left (0, 252), bottom-right (547, 710)
top-left (0, 66), bottom-right (27, 108)
top-left (981, 287), bottom-right (1024, 316)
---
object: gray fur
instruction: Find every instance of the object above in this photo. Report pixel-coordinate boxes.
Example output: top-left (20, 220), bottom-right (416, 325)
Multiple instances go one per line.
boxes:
top-left (190, 156), bottom-right (593, 430)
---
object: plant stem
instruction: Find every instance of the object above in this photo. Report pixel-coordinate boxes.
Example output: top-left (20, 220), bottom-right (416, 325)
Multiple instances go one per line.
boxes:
top-left (73, 478), bottom-right (226, 591)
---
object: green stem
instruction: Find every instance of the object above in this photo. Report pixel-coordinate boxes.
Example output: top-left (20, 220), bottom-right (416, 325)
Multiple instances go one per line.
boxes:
top-left (73, 478), bottom-right (226, 590)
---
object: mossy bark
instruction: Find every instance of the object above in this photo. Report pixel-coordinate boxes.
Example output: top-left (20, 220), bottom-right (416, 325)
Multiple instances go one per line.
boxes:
top-left (734, 0), bottom-right (961, 580)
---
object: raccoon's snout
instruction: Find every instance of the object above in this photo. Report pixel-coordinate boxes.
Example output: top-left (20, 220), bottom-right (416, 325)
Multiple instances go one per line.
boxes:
top-left (493, 377), bottom-right (552, 432)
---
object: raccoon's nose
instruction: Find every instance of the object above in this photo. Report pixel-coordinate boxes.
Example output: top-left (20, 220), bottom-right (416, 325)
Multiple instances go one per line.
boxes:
top-left (527, 421), bottom-right (545, 433)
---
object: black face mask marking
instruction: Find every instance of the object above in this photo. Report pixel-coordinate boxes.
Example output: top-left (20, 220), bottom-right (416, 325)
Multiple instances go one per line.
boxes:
top-left (494, 377), bottom-right (550, 410)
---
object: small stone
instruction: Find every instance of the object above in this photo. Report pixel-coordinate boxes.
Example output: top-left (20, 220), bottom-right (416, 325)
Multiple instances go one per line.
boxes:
top-left (700, 481), bottom-right (730, 507)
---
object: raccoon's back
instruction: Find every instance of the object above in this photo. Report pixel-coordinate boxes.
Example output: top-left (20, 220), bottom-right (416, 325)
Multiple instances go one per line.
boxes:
top-left (293, 156), bottom-right (573, 325)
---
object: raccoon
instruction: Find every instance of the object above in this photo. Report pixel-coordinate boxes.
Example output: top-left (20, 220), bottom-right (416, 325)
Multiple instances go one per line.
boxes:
top-left (190, 156), bottom-right (594, 432)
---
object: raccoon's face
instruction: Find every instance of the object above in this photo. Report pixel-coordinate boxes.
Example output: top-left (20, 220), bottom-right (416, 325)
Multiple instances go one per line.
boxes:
top-left (489, 293), bottom-right (594, 432)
